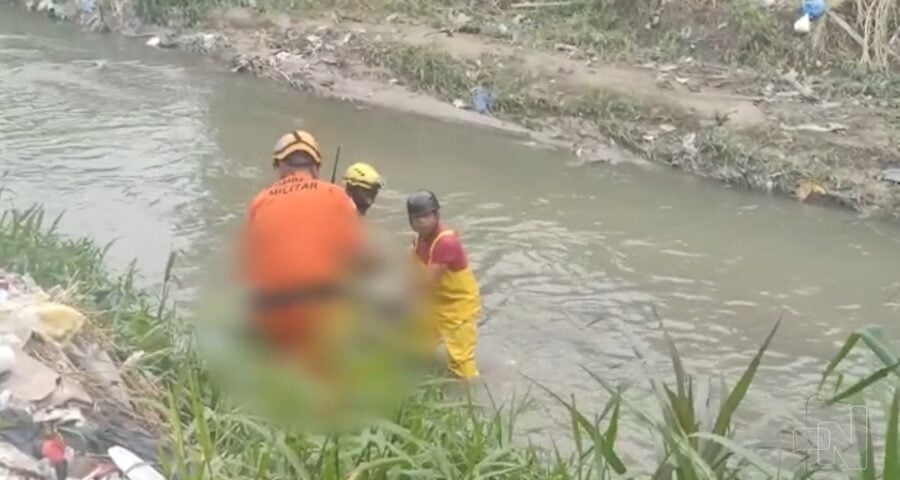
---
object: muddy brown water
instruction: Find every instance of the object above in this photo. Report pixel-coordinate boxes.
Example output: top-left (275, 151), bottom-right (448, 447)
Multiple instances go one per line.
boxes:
top-left (2, 6), bottom-right (898, 463)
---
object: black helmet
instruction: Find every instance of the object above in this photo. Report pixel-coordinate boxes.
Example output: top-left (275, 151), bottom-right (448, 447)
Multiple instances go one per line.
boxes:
top-left (406, 190), bottom-right (440, 217)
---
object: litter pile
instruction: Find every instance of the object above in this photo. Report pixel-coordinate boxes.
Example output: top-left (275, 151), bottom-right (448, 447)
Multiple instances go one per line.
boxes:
top-left (0, 270), bottom-right (164, 479)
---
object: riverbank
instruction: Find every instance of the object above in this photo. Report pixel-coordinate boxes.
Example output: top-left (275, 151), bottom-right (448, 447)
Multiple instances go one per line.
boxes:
top-left (12, 0), bottom-right (900, 219)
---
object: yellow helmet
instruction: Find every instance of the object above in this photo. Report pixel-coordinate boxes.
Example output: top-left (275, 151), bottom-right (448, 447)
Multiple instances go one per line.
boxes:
top-left (343, 162), bottom-right (384, 190)
top-left (272, 130), bottom-right (323, 167)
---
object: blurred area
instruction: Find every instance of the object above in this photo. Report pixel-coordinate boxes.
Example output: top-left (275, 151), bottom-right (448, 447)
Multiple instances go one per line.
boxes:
top-left (195, 211), bottom-right (434, 433)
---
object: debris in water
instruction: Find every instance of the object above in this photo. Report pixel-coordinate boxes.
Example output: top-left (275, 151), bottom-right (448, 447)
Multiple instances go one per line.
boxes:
top-left (794, 180), bottom-right (827, 201)
top-left (145, 36), bottom-right (161, 47)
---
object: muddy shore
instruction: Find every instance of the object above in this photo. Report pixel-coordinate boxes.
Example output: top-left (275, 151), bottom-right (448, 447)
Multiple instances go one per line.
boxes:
top-left (9, 0), bottom-right (900, 219)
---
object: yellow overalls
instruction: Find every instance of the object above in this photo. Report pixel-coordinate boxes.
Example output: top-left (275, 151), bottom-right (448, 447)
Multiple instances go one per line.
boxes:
top-left (412, 230), bottom-right (481, 379)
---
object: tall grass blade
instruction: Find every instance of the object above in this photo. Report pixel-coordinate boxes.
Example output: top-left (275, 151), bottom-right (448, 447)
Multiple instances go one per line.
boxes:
top-left (663, 325), bottom-right (687, 400)
top-left (691, 432), bottom-right (780, 478)
top-left (858, 327), bottom-right (900, 380)
top-left (819, 332), bottom-right (862, 390)
top-left (885, 388), bottom-right (900, 480)
top-left (527, 375), bottom-right (626, 475)
top-left (712, 319), bottom-right (780, 437)
top-left (826, 360), bottom-right (900, 404)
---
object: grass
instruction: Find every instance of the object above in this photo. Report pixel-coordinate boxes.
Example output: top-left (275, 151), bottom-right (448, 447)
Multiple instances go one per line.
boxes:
top-left (3, 201), bottom-right (899, 478)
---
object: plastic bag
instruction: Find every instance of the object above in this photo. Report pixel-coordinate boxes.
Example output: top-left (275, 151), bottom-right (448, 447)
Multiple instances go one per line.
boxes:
top-left (794, 14), bottom-right (812, 33)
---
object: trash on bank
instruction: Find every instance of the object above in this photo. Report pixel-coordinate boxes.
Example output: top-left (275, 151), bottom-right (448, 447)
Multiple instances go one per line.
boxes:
top-left (0, 440), bottom-right (55, 479)
top-left (877, 168), bottom-right (900, 184)
top-left (781, 122), bottom-right (848, 133)
top-left (6, 349), bottom-right (59, 403)
top-left (0, 267), bottom-right (163, 479)
top-left (794, 0), bottom-right (827, 33)
top-left (78, 0), bottom-right (94, 15)
top-left (32, 302), bottom-right (86, 344)
top-left (471, 86), bottom-right (494, 114)
top-left (108, 446), bottom-right (165, 480)
top-left (0, 345), bottom-right (15, 375)
top-left (794, 14), bottom-right (812, 33)
top-left (795, 180), bottom-right (827, 201)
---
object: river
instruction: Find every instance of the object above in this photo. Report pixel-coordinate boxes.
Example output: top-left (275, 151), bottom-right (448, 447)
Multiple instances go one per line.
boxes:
top-left (2, 5), bottom-right (897, 460)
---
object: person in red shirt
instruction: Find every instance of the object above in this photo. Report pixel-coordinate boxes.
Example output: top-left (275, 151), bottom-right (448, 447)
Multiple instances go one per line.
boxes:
top-left (408, 191), bottom-right (481, 379)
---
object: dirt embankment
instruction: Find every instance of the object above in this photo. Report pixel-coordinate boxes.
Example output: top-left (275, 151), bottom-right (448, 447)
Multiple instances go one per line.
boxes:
top-left (12, 0), bottom-right (900, 218)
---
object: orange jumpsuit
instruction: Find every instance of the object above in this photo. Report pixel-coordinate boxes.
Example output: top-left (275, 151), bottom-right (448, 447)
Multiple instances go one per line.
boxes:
top-left (241, 171), bottom-right (363, 371)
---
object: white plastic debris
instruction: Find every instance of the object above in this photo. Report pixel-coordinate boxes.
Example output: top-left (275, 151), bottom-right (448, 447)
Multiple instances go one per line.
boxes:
top-left (199, 33), bottom-right (217, 51)
top-left (33, 406), bottom-right (86, 425)
top-left (108, 446), bottom-right (166, 480)
top-left (0, 306), bottom-right (38, 350)
top-left (145, 36), bottom-right (161, 47)
top-left (4, 349), bottom-right (58, 403)
top-left (794, 14), bottom-right (812, 33)
top-left (0, 441), bottom-right (54, 479)
top-left (879, 168), bottom-right (900, 184)
top-left (31, 302), bottom-right (87, 343)
top-left (0, 345), bottom-right (15, 375)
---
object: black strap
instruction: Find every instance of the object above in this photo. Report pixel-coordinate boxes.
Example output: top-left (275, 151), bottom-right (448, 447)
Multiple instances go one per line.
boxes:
top-left (252, 284), bottom-right (343, 311)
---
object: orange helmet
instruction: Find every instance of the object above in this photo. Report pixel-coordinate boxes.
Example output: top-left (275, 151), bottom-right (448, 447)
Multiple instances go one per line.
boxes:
top-left (272, 130), bottom-right (323, 167)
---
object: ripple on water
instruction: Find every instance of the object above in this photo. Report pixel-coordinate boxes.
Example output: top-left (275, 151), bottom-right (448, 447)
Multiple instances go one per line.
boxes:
top-left (1, 36), bottom-right (216, 276)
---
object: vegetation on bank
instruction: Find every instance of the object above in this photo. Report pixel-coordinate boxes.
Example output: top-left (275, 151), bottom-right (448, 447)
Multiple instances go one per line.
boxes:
top-left (134, 0), bottom-right (898, 75)
top-left (2, 202), bottom-right (899, 479)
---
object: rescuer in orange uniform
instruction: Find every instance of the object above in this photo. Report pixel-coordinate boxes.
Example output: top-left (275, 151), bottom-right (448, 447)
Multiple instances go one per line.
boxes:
top-left (407, 190), bottom-right (481, 379)
top-left (241, 130), bottom-right (363, 372)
